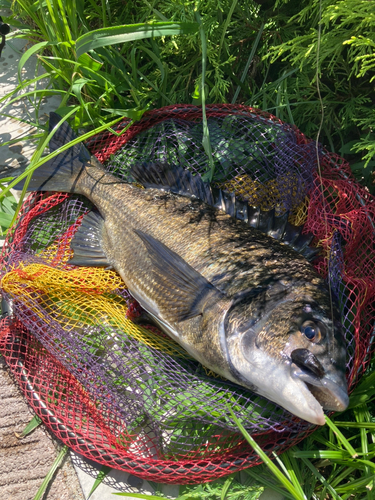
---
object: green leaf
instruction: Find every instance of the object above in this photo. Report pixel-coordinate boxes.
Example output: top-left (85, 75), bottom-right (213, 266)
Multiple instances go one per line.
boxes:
top-left (0, 212), bottom-right (14, 228)
top-left (226, 404), bottom-right (307, 500)
top-left (102, 109), bottom-right (145, 120)
top-left (88, 465), bottom-right (112, 499)
top-left (231, 22), bottom-right (264, 104)
top-left (246, 470), bottom-right (295, 499)
top-left (0, 177), bottom-right (15, 184)
top-left (0, 113), bottom-right (123, 202)
top-left (0, 195), bottom-right (17, 212)
top-left (292, 450), bottom-right (349, 460)
top-left (350, 160), bottom-right (375, 170)
top-left (191, 83), bottom-right (201, 103)
top-left (299, 457), bottom-right (343, 500)
top-left (275, 450), bottom-right (305, 498)
top-left (221, 473), bottom-right (235, 500)
top-left (33, 445), bottom-right (69, 500)
top-left (17, 41), bottom-right (50, 82)
top-left (72, 77), bottom-right (93, 99)
top-left (325, 416), bottom-right (358, 458)
top-left (0, 72), bottom-right (53, 105)
top-left (348, 369), bottom-right (375, 408)
top-left (339, 140), bottom-right (360, 155)
top-left (112, 494), bottom-right (166, 499)
top-left (0, 112), bottom-right (124, 229)
top-left (195, 11), bottom-right (214, 181)
top-left (76, 22), bottom-right (199, 58)
top-left (16, 415), bottom-right (42, 438)
top-left (332, 421), bottom-right (375, 430)
top-left (77, 52), bottom-right (103, 71)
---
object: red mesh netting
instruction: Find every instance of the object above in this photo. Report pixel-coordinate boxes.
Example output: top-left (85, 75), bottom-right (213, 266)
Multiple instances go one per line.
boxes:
top-left (0, 104), bottom-right (374, 484)
top-left (0, 318), bottom-right (313, 483)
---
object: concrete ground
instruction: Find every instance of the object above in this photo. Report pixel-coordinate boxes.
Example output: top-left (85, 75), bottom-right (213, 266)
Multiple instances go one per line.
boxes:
top-left (0, 24), bottom-right (284, 500)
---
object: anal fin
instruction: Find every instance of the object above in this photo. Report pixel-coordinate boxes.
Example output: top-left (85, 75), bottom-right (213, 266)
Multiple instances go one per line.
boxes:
top-left (69, 211), bottom-right (110, 267)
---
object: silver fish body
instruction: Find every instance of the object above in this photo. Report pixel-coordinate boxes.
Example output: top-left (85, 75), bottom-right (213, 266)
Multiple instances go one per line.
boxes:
top-left (15, 113), bottom-right (349, 425)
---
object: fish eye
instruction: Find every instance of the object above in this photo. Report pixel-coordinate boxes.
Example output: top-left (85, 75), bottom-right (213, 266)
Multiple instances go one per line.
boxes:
top-left (300, 321), bottom-right (321, 342)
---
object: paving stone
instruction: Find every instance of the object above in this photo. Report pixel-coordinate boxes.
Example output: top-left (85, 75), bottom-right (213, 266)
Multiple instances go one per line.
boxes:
top-left (0, 356), bottom-right (84, 500)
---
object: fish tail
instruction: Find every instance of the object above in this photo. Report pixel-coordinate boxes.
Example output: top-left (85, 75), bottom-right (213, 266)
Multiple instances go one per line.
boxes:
top-left (14, 112), bottom-right (104, 194)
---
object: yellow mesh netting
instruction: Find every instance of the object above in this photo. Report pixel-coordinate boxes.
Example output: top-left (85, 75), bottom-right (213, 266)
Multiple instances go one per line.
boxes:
top-left (220, 174), bottom-right (309, 225)
top-left (1, 261), bottom-right (190, 359)
top-left (289, 197), bottom-right (309, 226)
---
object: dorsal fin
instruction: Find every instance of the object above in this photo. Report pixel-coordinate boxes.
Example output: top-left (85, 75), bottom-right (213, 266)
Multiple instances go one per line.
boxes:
top-left (131, 162), bottom-right (319, 261)
top-left (131, 162), bottom-right (214, 205)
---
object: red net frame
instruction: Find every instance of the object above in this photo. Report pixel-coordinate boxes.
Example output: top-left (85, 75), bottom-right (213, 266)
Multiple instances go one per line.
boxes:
top-left (1, 104), bottom-right (374, 484)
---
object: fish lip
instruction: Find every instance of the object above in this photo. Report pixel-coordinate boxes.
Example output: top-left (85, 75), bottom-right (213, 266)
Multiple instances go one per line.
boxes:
top-left (228, 335), bottom-right (327, 425)
top-left (291, 363), bottom-right (349, 412)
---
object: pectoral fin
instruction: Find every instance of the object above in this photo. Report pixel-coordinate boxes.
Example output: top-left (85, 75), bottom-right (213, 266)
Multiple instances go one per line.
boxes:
top-left (134, 229), bottom-right (224, 322)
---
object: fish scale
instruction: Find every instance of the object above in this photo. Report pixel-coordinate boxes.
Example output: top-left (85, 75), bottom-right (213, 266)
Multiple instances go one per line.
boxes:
top-left (87, 177), bottom-right (311, 298)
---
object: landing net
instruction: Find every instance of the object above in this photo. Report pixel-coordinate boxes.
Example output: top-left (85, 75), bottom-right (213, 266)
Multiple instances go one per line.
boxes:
top-left (0, 104), bottom-right (374, 484)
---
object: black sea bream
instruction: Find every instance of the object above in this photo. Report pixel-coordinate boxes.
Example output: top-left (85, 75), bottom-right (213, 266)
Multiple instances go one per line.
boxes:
top-left (15, 113), bottom-right (349, 425)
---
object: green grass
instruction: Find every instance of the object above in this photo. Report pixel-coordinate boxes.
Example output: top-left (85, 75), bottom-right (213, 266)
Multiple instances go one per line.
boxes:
top-left (1, 0), bottom-right (373, 169)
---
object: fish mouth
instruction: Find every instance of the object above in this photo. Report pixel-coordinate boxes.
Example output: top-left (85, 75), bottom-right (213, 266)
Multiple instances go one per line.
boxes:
top-left (290, 347), bottom-right (349, 414)
top-left (227, 339), bottom-right (341, 425)
top-left (291, 363), bottom-right (349, 415)
top-left (227, 342), bottom-right (348, 425)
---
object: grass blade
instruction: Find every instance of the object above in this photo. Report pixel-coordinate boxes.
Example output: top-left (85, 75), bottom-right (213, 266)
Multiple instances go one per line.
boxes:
top-left (231, 22), bottom-right (264, 104)
top-left (0, 212), bottom-right (15, 227)
top-left (221, 473), bottom-right (235, 500)
top-left (0, 73), bottom-right (54, 105)
top-left (87, 465), bottom-right (112, 499)
top-left (33, 445), bottom-right (69, 500)
top-left (15, 415), bottom-right (42, 438)
top-left (0, 112), bottom-right (123, 233)
top-left (292, 450), bottom-right (350, 460)
top-left (76, 22), bottom-right (199, 57)
top-left (275, 450), bottom-right (305, 498)
top-left (244, 469), bottom-right (296, 500)
top-left (54, 0), bottom-right (73, 45)
top-left (0, 113), bottom-right (123, 201)
top-left (17, 41), bottom-right (50, 82)
top-left (335, 475), bottom-right (375, 493)
top-left (195, 10), bottom-right (214, 181)
top-left (226, 404), bottom-right (307, 500)
top-left (348, 369), bottom-right (375, 408)
top-left (113, 494), bottom-right (166, 499)
top-left (300, 457), bottom-right (343, 500)
top-left (217, 0), bottom-right (238, 61)
top-left (325, 416), bottom-right (358, 458)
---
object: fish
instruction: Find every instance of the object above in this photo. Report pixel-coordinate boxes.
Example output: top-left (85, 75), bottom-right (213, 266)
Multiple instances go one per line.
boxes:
top-left (15, 112), bottom-right (349, 425)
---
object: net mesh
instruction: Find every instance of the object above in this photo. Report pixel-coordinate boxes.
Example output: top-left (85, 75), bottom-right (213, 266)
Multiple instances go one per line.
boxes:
top-left (0, 104), bottom-right (374, 484)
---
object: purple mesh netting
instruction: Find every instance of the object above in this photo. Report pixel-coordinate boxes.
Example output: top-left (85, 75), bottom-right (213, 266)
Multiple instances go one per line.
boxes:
top-left (329, 232), bottom-right (355, 369)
